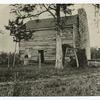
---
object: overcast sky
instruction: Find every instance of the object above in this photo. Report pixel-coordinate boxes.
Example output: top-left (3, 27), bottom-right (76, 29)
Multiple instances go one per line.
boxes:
top-left (0, 4), bottom-right (99, 53)
top-left (0, 4), bottom-right (15, 53)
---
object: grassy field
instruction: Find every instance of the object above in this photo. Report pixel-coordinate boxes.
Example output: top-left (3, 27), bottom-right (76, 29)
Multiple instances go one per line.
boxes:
top-left (0, 64), bottom-right (100, 96)
top-left (0, 63), bottom-right (97, 82)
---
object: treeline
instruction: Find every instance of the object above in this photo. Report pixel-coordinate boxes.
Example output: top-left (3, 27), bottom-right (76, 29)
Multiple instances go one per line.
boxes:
top-left (0, 52), bottom-right (20, 65)
top-left (91, 47), bottom-right (100, 59)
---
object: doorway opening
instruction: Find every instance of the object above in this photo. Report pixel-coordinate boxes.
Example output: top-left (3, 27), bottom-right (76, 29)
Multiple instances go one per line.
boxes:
top-left (38, 50), bottom-right (44, 63)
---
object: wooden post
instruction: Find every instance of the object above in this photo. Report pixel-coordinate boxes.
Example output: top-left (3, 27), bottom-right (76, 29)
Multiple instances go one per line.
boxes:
top-left (64, 48), bottom-right (68, 65)
top-left (73, 49), bottom-right (79, 68)
top-left (38, 52), bottom-right (41, 69)
top-left (8, 52), bottom-right (10, 68)
top-left (14, 72), bottom-right (18, 83)
top-left (13, 42), bottom-right (17, 67)
top-left (73, 25), bottom-right (79, 68)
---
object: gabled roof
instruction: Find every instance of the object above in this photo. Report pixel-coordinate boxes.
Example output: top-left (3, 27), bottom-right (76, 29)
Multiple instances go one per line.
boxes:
top-left (26, 14), bottom-right (78, 31)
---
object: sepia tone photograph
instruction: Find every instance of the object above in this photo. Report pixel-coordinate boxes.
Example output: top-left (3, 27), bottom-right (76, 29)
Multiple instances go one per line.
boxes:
top-left (0, 4), bottom-right (99, 96)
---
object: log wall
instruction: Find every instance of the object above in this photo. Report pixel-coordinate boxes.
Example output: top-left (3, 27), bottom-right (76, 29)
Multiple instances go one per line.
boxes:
top-left (19, 9), bottom-right (90, 63)
top-left (19, 28), bottom-right (74, 62)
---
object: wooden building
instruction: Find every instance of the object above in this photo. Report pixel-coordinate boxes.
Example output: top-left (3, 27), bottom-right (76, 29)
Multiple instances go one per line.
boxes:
top-left (19, 8), bottom-right (90, 65)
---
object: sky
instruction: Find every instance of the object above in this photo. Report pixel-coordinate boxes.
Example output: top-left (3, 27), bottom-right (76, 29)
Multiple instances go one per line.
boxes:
top-left (0, 4), bottom-right (100, 53)
top-left (0, 4), bottom-right (15, 53)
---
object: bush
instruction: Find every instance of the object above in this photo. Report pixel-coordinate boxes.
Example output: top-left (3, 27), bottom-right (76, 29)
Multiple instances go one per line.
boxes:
top-left (0, 52), bottom-right (21, 65)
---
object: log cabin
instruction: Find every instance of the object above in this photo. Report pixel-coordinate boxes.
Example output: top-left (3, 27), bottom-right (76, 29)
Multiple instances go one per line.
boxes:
top-left (19, 8), bottom-right (91, 65)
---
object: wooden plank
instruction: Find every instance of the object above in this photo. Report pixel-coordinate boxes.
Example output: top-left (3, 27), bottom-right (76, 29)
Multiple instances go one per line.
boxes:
top-left (19, 21), bottom-right (79, 62)
top-left (73, 24), bottom-right (79, 68)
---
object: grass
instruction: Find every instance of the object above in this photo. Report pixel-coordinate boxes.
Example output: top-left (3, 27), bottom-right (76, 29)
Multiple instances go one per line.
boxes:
top-left (1, 73), bottom-right (98, 96)
top-left (0, 63), bottom-right (98, 82)
top-left (0, 64), bottom-right (92, 82)
top-left (0, 63), bottom-right (99, 96)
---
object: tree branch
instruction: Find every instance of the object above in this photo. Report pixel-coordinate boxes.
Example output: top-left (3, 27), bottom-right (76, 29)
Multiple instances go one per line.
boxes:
top-left (20, 9), bottom-right (48, 19)
top-left (43, 4), bottom-right (56, 19)
top-left (48, 4), bottom-right (56, 10)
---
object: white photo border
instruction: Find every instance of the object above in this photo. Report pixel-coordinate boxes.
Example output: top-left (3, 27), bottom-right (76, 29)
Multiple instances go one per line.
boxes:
top-left (0, 0), bottom-right (100, 4)
top-left (0, 0), bottom-right (100, 100)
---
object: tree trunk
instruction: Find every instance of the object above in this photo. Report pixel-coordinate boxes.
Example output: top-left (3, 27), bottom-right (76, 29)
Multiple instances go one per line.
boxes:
top-left (55, 4), bottom-right (63, 69)
top-left (55, 31), bottom-right (63, 69)
top-left (13, 42), bottom-right (17, 67)
top-left (38, 52), bottom-right (41, 69)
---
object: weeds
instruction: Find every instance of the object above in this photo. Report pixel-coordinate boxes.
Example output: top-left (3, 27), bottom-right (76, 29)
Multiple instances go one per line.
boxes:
top-left (0, 64), bottom-right (99, 96)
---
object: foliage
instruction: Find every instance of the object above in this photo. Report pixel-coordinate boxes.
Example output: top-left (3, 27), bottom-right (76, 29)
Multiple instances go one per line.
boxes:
top-left (93, 4), bottom-right (100, 9)
top-left (91, 47), bottom-right (100, 59)
top-left (10, 4), bottom-right (73, 19)
top-left (5, 18), bottom-right (33, 42)
top-left (5, 4), bottom-right (74, 42)
top-left (0, 52), bottom-right (20, 65)
top-left (0, 52), bottom-right (8, 64)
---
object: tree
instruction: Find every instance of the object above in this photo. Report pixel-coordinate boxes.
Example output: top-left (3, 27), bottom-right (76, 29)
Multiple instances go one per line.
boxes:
top-left (6, 4), bottom-right (75, 69)
top-left (5, 16), bottom-right (33, 67)
top-left (92, 4), bottom-right (100, 34)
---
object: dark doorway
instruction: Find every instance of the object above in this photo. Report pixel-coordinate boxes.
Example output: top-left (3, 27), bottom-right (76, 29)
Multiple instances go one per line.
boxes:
top-left (38, 50), bottom-right (44, 63)
top-left (77, 49), bottom-right (88, 67)
top-left (62, 44), bottom-right (66, 65)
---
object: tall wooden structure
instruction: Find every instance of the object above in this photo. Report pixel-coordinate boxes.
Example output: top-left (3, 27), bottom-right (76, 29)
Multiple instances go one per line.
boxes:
top-left (19, 8), bottom-right (90, 65)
